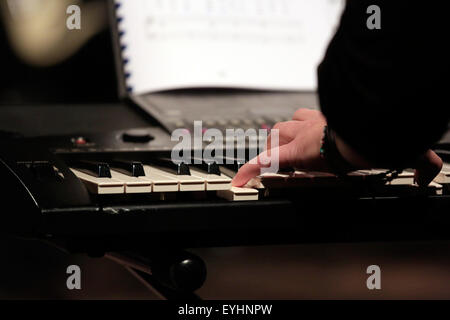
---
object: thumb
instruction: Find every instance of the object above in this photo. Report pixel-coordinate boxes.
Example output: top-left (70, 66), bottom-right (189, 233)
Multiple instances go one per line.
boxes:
top-left (414, 150), bottom-right (443, 187)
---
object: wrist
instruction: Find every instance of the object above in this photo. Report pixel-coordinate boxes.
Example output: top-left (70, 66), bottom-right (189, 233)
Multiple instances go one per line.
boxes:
top-left (320, 126), bottom-right (370, 175)
top-left (334, 132), bottom-right (373, 169)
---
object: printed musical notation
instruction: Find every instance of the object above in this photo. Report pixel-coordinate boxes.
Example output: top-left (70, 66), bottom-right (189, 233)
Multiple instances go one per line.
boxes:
top-left (142, 0), bottom-right (342, 44)
top-left (115, 0), bottom-right (344, 93)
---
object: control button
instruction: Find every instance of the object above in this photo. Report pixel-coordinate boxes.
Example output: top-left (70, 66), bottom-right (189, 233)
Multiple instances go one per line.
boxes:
top-left (71, 136), bottom-right (90, 146)
top-left (172, 120), bottom-right (185, 128)
top-left (75, 137), bottom-right (87, 145)
top-left (255, 118), bottom-right (265, 125)
top-left (230, 119), bottom-right (240, 126)
top-left (217, 119), bottom-right (227, 126)
top-left (205, 120), bottom-right (216, 127)
top-left (122, 129), bottom-right (154, 143)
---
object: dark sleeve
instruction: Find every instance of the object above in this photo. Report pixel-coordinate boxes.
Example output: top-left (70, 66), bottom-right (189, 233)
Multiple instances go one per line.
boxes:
top-left (318, 0), bottom-right (450, 168)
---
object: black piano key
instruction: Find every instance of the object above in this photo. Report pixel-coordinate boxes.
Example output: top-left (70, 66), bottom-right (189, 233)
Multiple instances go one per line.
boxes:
top-left (219, 158), bottom-right (246, 178)
top-left (221, 158), bottom-right (246, 172)
top-left (71, 160), bottom-right (112, 178)
top-left (111, 160), bottom-right (145, 177)
top-left (147, 158), bottom-right (191, 176)
top-left (203, 162), bottom-right (221, 175)
top-left (192, 159), bottom-right (221, 175)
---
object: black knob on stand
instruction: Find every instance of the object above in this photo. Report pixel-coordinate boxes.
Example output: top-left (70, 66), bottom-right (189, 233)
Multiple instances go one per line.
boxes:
top-left (105, 250), bottom-right (207, 299)
top-left (151, 251), bottom-right (207, 293)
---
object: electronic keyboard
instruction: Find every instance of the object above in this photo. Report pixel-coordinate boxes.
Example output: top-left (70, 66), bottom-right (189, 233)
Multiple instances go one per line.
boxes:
top-left (0, 127), bottom-right (449, 254)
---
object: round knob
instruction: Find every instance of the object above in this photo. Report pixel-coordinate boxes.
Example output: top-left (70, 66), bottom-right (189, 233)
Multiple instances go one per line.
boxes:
top-left (169, 258), bottom-right (207, 292)
top-left (122, 129), bottom-right (154, 143)
top-left (151, 251), bottom-right (207, 292)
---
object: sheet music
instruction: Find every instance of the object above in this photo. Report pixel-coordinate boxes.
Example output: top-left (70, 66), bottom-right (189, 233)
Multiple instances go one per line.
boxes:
top-left (116, 0), bottom-right (344, 94)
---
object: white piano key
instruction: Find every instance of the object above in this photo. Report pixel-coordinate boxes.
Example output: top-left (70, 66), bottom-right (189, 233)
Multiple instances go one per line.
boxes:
top-left (435, 163), bottom-right (450, 184)
top-left (246, 171), bottom-right (313, 189)
top-left (294, 171), bottom-right (340, 187)
top-left (251, 172), bottom-right (291, 189)
top-left (110, 170), bottom-right (152, 194)
top-left (144, 165), bottom-right (205, 192)
top-left (189, 168), bottom-right (231, 191)
top-left (282, 171), bottom-right (311, 187)
top-left (388, 169), bottom-right (415, 185)
top-left (293, 170), bottom-right (315, 177)
top-left (217, 165), bottom-right (264, 189)
top-left (442, 162), bottom-right (450, 173)
top-left (70, 168), bottom-right (125, 194)
top-left (217, 187), bottom-right (259, 201)
top-left (352, 169), bottom-right (415, 185)
top-left (348, 170), bottom-right (372, 177)
top-left (398, 170), bottom-right (415, 177)
top-left (244, 177), bottom-right (265, 189)
top-left (413, 181), bottom-right (444, 195)
top-left (259, 171), bottom-right (291, 182)
top-left (218, 166), bottom-right (237, 179)
top-left (389, 177), bottom-right (415, 185)
top-left (142, 165), bottom-right (179, 192)
top-left (435, 173), bottom-right (450, 184)
top-left (362, 168), bottom-right (391, 176)
top-left (256, 171), bottom-right (340, 188)
top-left (429, 181), bottom-right (443, 195)
top-left (357, 169), bottom-right (375, 175)
top-left (260, 172), bottom-right (292, 179)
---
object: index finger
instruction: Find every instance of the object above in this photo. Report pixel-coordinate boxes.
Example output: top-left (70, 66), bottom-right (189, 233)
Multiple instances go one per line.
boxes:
top-left (231, 143), bottom-right (297, 187)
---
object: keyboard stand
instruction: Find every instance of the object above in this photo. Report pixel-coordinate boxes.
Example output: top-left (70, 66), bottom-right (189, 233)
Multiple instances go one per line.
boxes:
top-left (104, 250), bottom-right (206, 300)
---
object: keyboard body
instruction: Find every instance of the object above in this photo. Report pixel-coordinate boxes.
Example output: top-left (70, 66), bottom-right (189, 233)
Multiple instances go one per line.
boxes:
top-left (132, 91), bottom-right (318, 134)
top-left (0, 128), bottom-right (449, 253)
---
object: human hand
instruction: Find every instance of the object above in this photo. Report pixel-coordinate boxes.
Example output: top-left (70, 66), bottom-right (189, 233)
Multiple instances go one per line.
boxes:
top-left (232, 108), bottom-right (444, 187)
top-left (232, 109), bottom-right (328, 187)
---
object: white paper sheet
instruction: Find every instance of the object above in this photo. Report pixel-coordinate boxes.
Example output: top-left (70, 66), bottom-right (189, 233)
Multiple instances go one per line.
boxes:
top-left (115, 0), bottom-right (344, 95)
